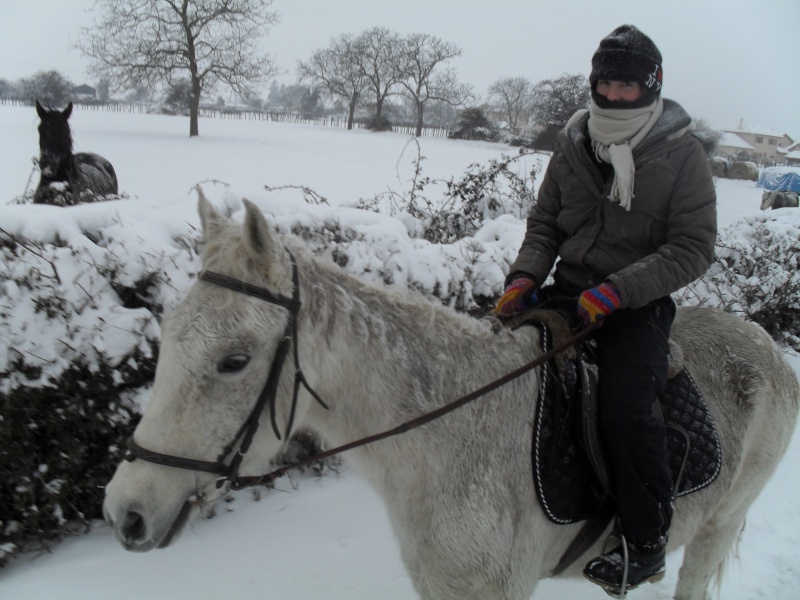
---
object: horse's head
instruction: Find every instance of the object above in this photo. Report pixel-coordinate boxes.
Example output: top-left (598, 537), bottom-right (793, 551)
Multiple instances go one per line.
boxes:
top-left (36, 100), bottom-right (73, 177)
top-left (104, 193), bottom-right (308, 552)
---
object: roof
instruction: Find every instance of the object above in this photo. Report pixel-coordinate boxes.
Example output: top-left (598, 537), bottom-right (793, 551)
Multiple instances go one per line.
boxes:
top-left (723, 121), bottom-right (789, 140)
top-left (718, 132), bottom-right (754, 150)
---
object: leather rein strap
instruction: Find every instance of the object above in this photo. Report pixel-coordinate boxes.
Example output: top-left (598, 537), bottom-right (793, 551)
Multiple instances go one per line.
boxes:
top-left (232, 319), bottom-right (600, 490)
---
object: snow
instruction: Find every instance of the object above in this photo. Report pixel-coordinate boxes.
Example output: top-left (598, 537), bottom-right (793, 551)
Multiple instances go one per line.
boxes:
top-left (1, 104), bottom-right (799, 599)
top-left (718, 131), bottom-right (754, 150)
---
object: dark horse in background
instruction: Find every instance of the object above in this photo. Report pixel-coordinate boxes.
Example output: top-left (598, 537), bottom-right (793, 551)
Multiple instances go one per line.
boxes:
top-left (34, 101), bottom-right (118, 206)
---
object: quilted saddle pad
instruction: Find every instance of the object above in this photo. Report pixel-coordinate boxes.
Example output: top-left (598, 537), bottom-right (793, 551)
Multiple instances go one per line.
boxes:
top-left (531, 323), bottom-right (722, 525)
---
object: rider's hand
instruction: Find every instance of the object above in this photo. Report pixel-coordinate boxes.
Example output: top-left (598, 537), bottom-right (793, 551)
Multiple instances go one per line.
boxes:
top-left (493, 277), bottom-right (538, 316)
top-left (577, 282), bottom-right (621, 326)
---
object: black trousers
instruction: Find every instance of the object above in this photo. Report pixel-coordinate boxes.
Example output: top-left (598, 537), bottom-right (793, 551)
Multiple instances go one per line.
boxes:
top-left (537, 284), bottom-right (675, 546)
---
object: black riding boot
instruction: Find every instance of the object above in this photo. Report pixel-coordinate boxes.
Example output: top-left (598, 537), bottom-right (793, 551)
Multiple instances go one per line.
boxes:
top-left (583, 534), bottom-right (667, 597)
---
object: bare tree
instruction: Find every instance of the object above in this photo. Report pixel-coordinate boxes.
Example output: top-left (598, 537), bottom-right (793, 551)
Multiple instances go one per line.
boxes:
top-left (393, 33), bottom-right (473, 137)
top-left (530, 73), bottom-right (591, 129)
top-left (17, 71), bottom-right (74, 107)
top-left (0, 79), bottom-right (14, 100)
top-left (353, 27), bottom-right (404, 130)
top-left (487, 76), bottom-right (534, 135)
top-left (76, 0), bottom-right (279, 137)
top-left (297, 33), bottom-right (368, 130)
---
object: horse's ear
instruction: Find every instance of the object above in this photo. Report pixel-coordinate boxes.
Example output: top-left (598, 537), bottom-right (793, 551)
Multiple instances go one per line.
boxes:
top-left (36, 100), bottom-right (46, 119)
top-left (197, 187), bottom-right (227, 239)
top-left (63, 103), bottom-right (73, 119)
top-left (242, 198), bottom-right (278, 261)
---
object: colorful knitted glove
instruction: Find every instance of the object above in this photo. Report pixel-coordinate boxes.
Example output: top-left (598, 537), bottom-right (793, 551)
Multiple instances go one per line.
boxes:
top-left (493, 277), bottom-right (538, 316)
top-left (577, 282), bottom-right (621, 326)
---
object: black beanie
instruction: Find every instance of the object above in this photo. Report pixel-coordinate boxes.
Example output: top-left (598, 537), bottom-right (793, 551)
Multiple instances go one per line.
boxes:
top-left (590, 25), bottom-right (663, 107)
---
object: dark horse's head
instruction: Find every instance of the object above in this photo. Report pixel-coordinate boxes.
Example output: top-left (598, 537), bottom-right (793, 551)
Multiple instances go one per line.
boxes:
top-left (36, 100), bottom-right (74, 178)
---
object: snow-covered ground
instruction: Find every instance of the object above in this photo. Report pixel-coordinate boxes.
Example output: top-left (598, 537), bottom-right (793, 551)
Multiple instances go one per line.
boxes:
top-left (1, 104), bottom-right (798, 599)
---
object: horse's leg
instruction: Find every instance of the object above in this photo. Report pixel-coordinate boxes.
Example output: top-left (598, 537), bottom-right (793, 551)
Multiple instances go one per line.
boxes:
top-left (674, 508), bottom-right (746, 600)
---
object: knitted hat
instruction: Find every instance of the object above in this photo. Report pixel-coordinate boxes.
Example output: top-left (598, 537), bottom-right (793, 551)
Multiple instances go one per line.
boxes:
top-left (590, 25), bottom-right (663, 104)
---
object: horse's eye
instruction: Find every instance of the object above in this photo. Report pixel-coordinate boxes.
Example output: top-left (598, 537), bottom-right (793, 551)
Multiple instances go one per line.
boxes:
top-left (218, 354), bottom-right (251, 373)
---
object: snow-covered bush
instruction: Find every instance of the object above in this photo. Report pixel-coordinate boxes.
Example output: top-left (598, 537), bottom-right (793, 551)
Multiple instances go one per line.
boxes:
top-left (355, 141), bottom-right (540, 246)
top-left (448, 107), bottom-right (498, 142)
top-left (676, 210), bottom-right (800, 350)
top-left (0, 209), bottom-right (198, 566)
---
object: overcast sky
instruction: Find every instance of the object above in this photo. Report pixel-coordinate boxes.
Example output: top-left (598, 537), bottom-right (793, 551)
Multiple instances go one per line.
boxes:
top-left (2, 0), bottom-right (799, 138)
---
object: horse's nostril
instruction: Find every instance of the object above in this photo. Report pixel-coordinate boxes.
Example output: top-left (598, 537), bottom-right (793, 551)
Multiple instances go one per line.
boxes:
top-left (121, 510), bottom-right (147, 543)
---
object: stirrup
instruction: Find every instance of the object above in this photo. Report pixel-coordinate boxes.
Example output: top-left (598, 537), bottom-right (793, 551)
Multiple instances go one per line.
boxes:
top-left (584, 531), bottom-right (666, 598)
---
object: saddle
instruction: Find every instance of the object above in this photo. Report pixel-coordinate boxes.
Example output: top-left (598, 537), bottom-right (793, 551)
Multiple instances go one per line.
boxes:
top-left (506, 310), bottom-right (722, 573)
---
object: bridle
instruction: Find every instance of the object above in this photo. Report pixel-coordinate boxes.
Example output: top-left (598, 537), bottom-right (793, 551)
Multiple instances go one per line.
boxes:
top-left (124, 252), bottom-right (328, 490)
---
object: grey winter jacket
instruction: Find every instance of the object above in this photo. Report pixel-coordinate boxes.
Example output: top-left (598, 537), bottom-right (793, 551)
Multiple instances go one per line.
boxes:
top-left (509, 99), bottom-right (717, 309)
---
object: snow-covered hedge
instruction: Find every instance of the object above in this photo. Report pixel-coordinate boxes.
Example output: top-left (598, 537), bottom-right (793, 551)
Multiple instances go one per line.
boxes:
top-left (2, 183), bottom-right (798, 565)
top-left (676, 210), bottom-right (800, 349)
top-left (1, 202), bottom-right (199, 565)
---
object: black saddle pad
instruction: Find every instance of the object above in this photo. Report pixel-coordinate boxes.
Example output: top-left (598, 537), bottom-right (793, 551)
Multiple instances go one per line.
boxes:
top-left (531, 323), bottom-right (722, 525)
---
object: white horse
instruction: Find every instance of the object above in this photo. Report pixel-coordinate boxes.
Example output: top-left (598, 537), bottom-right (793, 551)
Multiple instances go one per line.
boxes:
top-left (104, 196), bottom-right (800, 600)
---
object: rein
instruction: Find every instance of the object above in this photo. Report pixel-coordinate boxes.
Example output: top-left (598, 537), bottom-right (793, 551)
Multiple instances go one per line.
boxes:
top-left (232, 319), bottom-right (598, 490)
top-left (125, 255), bottom-right (597, 495)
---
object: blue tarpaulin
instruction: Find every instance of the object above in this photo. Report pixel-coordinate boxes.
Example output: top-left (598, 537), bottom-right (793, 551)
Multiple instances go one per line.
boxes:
top-left (757, 167), bottom-right (800, 193)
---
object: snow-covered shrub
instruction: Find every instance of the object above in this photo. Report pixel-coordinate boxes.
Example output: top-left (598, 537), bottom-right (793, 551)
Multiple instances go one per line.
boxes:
top-left (495, 131), bottom-right (532, 147)
top-left (676, 211), bottom-right (800, 350)
top-left (354, 140), bottom-right (541, 245)
top-left (448, 107), bottom-right (498, 142)
top-left (0, 353), bottom-right (147, 566)
top-left (365, 115), bottom-right (392, 132)
top-left (0, 212), bottom-right (197, 565)
top-left (281, 213), bottom-right (516, 313)
top-left (530, 124), bottom-right (561, 152)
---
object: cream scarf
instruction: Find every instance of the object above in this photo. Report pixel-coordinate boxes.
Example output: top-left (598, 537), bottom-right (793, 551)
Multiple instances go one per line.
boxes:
top-left (587, 97), bottom-right (664, 210)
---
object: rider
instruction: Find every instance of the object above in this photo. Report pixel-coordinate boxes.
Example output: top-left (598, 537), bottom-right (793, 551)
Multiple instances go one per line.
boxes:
top-left (493, 25), bottom-right (717, 595)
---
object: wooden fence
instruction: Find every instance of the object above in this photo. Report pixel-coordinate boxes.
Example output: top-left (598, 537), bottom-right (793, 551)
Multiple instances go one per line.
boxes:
top-left (1, 98), bottom-right (450, 137)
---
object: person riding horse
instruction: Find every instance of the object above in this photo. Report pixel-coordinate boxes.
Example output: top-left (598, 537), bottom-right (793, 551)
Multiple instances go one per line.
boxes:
top-left (494, 25), bottom-right (717, 595)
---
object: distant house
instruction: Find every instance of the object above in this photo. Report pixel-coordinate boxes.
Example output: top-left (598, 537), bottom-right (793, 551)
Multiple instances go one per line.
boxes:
top-left (717, 132), bottom-right (755, 160)
top-left (73, 84), bottom-right (96, 100)
top-left (721, 119), bottom-right (794, 165)
top-left (787, 150), bottom-right (800, 167)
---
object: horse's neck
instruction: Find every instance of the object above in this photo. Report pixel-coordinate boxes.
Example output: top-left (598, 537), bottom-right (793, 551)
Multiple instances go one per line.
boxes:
top-left (295, 255), bottom-right (512, 458)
